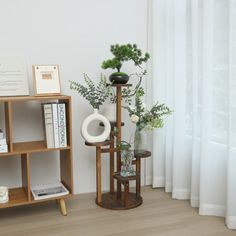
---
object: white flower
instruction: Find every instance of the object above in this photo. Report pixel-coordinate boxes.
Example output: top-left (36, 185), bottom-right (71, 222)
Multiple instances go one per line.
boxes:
top-left (130, 114), bottom-right (139, 124)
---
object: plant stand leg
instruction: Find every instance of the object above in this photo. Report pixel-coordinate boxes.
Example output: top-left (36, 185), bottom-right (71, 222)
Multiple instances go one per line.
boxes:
top-left (124, 181), bottom-right (129, 207)
top-left (96, 146), bottom-right (102, 204)
top-left (116, 86), bottom-right (122, 200)
top-left (136, 158), bottom-right (141, 198)
top-left (59, 198), bottom-right (67, 216)
top-left (110, 131), bottom-right (114, 193)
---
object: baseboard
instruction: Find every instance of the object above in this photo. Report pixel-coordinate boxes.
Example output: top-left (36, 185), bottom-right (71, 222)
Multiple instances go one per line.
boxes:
top-left (172, 188), bottom-right (190, 200)
top-left (199, 204), bottom-right (225, 217)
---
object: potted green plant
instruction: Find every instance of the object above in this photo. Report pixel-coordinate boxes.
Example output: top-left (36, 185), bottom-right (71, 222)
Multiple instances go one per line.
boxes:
top-left (101, 44), bottom-right (150, 84)
top-left (124, 87), bottom-right (172, 154)
top-left (69, 74), bottom-right (111, 143)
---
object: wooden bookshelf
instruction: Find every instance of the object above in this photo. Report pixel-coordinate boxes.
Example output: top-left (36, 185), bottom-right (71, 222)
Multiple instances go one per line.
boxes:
top-left (0, 95), bottom-right (73, 215)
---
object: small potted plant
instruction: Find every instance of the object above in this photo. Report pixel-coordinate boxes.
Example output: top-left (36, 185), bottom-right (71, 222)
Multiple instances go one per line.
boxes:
top-left (69, 74), bottom-right (111, 143)
top-left (101, 44), bottom-right (150, 84)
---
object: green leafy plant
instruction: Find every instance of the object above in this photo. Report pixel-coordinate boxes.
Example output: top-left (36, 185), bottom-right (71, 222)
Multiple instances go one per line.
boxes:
top-left (101, 44), bottom-right (150, 73)
top-left (69, 74), bottom-right (110, 110)
top-left (124, 87), bottom-right (172, 131)
top-left (117, 140), bottom-right (131, 151)
top-left (107, 70), bottom-right (147, 104)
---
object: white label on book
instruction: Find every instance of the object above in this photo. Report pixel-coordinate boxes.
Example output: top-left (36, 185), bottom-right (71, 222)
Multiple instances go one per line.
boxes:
top-left (52, 103), bottom-right (59, 148)
top-left (43, 104), bottom-right (54, 148)
top-left (58, 103), bottom-right (67, 147)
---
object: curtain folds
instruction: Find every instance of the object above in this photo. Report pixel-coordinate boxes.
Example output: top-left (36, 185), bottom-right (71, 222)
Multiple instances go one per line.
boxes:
top-left (151, 0), bottom-right (236, 229)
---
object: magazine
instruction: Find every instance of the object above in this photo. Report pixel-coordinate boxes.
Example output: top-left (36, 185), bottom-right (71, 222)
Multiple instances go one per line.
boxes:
top-left (31, 182), bottom-right (69, 200)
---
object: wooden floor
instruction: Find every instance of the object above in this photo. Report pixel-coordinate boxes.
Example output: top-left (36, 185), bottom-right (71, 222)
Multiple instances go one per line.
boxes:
top-left (0, 187), bottom-right (235, 236)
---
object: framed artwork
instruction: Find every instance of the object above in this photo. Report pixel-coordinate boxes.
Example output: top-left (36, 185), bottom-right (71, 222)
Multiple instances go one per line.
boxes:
top-left (0, 57), bottom-right (29, 96)
top-left (33, 65), bottom-right (61, 96)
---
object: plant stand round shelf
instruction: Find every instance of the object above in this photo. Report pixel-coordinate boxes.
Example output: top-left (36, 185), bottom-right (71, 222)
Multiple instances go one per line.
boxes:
top-left (85, 84), bottom-right (151, 210)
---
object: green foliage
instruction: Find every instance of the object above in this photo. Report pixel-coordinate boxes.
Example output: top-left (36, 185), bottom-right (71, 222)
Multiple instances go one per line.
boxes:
top-left (117, 141), bottom-right (131, 151)
top-left (102, 44), bottom-right (150, 72)
top-left (69, 74), bottom-right (110, 110)
top-left (124, 86), bottom-right (172, 131)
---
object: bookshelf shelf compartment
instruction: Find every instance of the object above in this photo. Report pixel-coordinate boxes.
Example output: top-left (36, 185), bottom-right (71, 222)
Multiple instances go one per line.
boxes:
top-left (13, 141), bottom-right (71, 154)
top-left (0, 95), bottom-right (73, 215)
top-left (0, 187), bottom-right (28, 209)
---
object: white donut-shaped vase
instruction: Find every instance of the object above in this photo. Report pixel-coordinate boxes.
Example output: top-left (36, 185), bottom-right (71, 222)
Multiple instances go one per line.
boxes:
top-left (81, 109), bottom-right (111, 143)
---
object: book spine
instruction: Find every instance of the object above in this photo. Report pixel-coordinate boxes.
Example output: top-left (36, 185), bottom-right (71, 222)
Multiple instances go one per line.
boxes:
top-left (43, 104), bottom-right (55, 148)
top-left (52, 103), bottom-right (59, 148)
top-left (58, 103), bottom-right (67, 148)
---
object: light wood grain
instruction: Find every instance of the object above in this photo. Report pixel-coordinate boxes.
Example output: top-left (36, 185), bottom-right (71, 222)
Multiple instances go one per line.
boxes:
top-left (0, 187), bottom-right (234, 236)
top-left (59, 199), bottom-right (67, 216)
top-left (0, 95), bottom-right (70, 102)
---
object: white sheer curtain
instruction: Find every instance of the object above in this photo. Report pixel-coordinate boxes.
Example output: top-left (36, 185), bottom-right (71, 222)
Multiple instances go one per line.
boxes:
top-left (151, 0), bottom-right (236, 229)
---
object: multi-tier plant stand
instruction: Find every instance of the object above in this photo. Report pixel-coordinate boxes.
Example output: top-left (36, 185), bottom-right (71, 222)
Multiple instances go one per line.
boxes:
top-left (0, 95), bottom-right (73, 215)
top-left (85, 84), bottom-right (151, 209)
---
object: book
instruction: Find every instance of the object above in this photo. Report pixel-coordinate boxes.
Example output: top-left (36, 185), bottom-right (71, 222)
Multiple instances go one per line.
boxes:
top-left (52, 103), bottom-right (60, 148)
top-left (58, 103), bottom-right (67, 148)
top-left (43, 104), bottom-right (55, 148)
top-left (31, 182), bottom-right (69, 200)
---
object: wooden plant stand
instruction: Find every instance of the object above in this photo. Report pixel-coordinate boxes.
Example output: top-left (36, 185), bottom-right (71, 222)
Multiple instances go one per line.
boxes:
top-left (0, 95), bottom-right (73, 215)
top-left (85, 84), bottom-right (151, 210)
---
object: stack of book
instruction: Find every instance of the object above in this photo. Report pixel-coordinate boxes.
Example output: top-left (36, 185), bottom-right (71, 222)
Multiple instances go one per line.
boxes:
top-left (0, 130), bottom-right (8, 153)
top-left (42, 103), bottom-right (67, 149)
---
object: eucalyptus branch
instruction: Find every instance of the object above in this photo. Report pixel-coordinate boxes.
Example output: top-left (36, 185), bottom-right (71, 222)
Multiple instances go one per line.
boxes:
top-left (69, 74), bottom-right (110, 110)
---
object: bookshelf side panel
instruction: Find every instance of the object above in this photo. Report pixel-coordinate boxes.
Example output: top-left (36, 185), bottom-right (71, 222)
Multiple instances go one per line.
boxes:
top-left (60, 149), bottom-right (74, 194)
top-left (21, 153), bottom-right (31, 201)
top-left (4, 101), bottom-right (13, 152)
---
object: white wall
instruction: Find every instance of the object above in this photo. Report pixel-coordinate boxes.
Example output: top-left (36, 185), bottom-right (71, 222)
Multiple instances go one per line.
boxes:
top-left (0, 0), bottom-right (149, 194)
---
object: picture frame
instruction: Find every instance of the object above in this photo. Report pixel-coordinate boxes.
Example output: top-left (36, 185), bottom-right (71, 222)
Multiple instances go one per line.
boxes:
top-left (0, 57), bottom-right (29, 96)
top-left (32, 65), bottom-right (61, 96)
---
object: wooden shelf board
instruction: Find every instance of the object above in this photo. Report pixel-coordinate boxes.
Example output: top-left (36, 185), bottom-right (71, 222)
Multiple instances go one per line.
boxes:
top-left (0, 141), bottom-right (70, 157)
top-left (0, 187), bottom-right (28, 209)
top-left (0, 187), bottom-right (72, 209)
top-left (13, 141), bottom-right (71, 153)
top-left (0, 95), bottom-right (70, 102)
top-left (30, 193), bottom-right (72, 205)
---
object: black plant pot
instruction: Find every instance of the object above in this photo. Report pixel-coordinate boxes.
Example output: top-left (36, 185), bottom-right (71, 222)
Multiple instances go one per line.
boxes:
top-left (109, 72), bottom-right (129, 84)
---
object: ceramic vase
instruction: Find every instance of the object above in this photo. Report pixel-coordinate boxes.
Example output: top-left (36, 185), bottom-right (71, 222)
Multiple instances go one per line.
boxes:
top-left (81, 109), bottom-right (111, 143)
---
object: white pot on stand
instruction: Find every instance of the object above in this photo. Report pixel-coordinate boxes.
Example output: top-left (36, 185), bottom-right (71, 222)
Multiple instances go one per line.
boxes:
top-left (102, 103), bottom-right (116, 122)
top-left (81, 109), bottom-right (111, 143)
